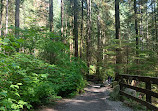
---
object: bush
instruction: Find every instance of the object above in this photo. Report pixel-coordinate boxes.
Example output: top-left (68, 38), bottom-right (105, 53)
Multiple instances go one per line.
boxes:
top-left (0, 53), bottom-right (86, 110)
top-left (0, 28), bottom-right (86, 111)
top-left (109, 85), bottom-right (120, 101)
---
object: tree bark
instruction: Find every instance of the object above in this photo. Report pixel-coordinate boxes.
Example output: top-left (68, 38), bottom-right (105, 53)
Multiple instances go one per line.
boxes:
top-left (64, 15), bottom-right (67, 40)
top-left (134, 0), bottom-right (139, 65)
top-left (151, 0), bottom-right (155, 51)
top-left (61, 0), bottom-right (64, 41)
top-left (15, 0), bottom-right (20, 38)
top-left (139, 1), bottom-right (143, 50)
top-left (69, 18), bottom-right (73, 60)
top-left (49, 0), bottom-right (53, 32)
top-left (0, 0), bottom-right (3, 36)
top-left (80, 0), bottom-right (83, 58)
top-left (154, 0), bottom-right (157, 42)
top-left (115, 0), bottom-right (121, 79)
top-left (5, 0), bottom-right (8, 35)
top-left (74, 0), bottom-right (78, 57)
top-left (115, 0), bottom-right (120, 40)
top-left (86, 0), bottom-right (91, 70)
top-left (146, 2), bottom-right (149, 48)
top-left (96, 13), bottom-right (101, 80)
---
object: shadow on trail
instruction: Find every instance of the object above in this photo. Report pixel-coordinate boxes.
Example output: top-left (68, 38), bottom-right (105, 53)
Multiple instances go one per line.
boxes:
top-left (53, 85), bottom-right (116, 111)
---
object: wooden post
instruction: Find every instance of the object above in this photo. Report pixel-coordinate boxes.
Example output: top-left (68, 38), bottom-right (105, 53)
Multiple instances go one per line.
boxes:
top-left (146, 81), bottom-right (151, 103)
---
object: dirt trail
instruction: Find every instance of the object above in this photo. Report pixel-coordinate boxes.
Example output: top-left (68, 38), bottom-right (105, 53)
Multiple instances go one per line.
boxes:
top-left (39, 84), bottom-right (118, 111)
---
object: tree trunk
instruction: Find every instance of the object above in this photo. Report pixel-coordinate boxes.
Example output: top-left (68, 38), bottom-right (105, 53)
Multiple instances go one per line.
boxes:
top-left (146, 2), bottom-right (149, 49)
top-left (0, 0), bottom-right (3, 36)
top-left (86, 0), bottom-right (91, 71)
top-left (115, 0), bottom-right (120, 40)
top-left (15, 0), bottom-right (20, 38)
top-left (49, 0), bottom-right (53, 32)
top-left (64, 15), bottom-right (67, 40)
top-left (115, 0), bottom-right (121, 79)
top-left (151, 0), bottom-right (155, 51)
top-left (61, 0), bottom-right (64, 41)
top-left (134, 0), bottom-right (139, 65)
top-left (96, 13), bottom-right (101, 81)
top-left (102, 32), bottom-right (106, 65)
top-left (139, 1), bottom-right (143, 50)
top-left (5, 0), bottom-right (8, 35)
top-left (74, 0), bottom-right (78, 57)
top-left (86, 0), bottom-right (89, 68)
top-left (69, 18), bottom-right (73, 60)
top-left (80, 0), bottom-right (83, 58)
top-left (154, 0), bottom-right (157, 43)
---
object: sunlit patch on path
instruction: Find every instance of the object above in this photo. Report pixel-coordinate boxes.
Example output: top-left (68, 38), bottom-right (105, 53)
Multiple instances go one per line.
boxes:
top-left (39, 84), bottom-right (118, 111)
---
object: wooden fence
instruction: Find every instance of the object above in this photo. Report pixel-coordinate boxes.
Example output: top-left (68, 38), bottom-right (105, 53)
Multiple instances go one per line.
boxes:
top-left (118, 74), bottom-right (158, 110)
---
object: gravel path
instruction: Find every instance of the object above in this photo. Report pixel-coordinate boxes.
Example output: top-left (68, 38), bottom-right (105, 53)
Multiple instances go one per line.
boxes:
top-left (39, 84), bottom-right (133, 111)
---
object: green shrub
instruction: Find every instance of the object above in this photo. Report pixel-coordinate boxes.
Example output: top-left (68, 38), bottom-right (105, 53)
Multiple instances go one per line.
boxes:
top-left (109, 85), bottom-right (120, 101)
top-left (0, 54), bottom-right (86, 111)
top-left (0, 28), bottom-right (86, 111)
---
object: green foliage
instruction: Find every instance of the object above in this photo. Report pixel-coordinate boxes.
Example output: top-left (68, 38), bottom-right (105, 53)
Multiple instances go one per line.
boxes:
top-left (0, 28), bottom-right (86, 110)
top-left (109, 85), bottom-right (120, 101)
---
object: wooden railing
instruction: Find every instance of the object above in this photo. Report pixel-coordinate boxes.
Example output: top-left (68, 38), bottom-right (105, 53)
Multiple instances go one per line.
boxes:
top-left (118, 74), bottom-right (158, 110)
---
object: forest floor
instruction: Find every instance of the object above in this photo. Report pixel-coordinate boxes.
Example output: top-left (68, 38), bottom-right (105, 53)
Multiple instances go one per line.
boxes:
top-left (38, 84), bottom-right (133, 111)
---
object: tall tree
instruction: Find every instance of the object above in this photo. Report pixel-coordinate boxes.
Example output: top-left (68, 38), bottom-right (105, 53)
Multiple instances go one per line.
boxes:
top-left (0, 0), bottom-right (3, 36)
top-left (115, 0), bottom-right (121, 78)
top-left (61, 0), bottom-right (64, 40)
top-left (15, 0), bottom-right (20, 38)
top-left (5, 0), bottom-right (8, 34)
top-left (154, 0), bottom-right (157, 42)
top-left (86, 0), bottom-right (91, 69)
top-left (80, 0), bottom-right (83, 58)
top-left (139, 0), bottom-right (143, 50)
top-left (49, 0), bottom-right (53, 32)
top-left (134, 0), bottom-right (139, 65)
top-left (96, 13), bottom-right (101, 80)
top-left (74, 0), bottom-right (78, 57)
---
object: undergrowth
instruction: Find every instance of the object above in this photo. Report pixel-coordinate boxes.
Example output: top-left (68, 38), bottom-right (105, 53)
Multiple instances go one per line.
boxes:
top-left (0, 27), bottom-right (87, 111)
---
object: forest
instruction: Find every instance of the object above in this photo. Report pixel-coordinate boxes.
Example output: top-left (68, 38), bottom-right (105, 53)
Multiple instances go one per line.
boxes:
top-left (0, 0), bottom-right (157, 110)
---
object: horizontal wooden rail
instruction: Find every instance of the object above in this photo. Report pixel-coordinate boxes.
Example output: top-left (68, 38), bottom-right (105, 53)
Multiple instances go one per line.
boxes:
top-left (120, 91), bottom-right (158, 110)
top-left (119, 74), bottom-right (158, 85)
top-left (118, 74), bottom-right (158, 111)
top-left (120, 83), bottom-right (158, 98)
